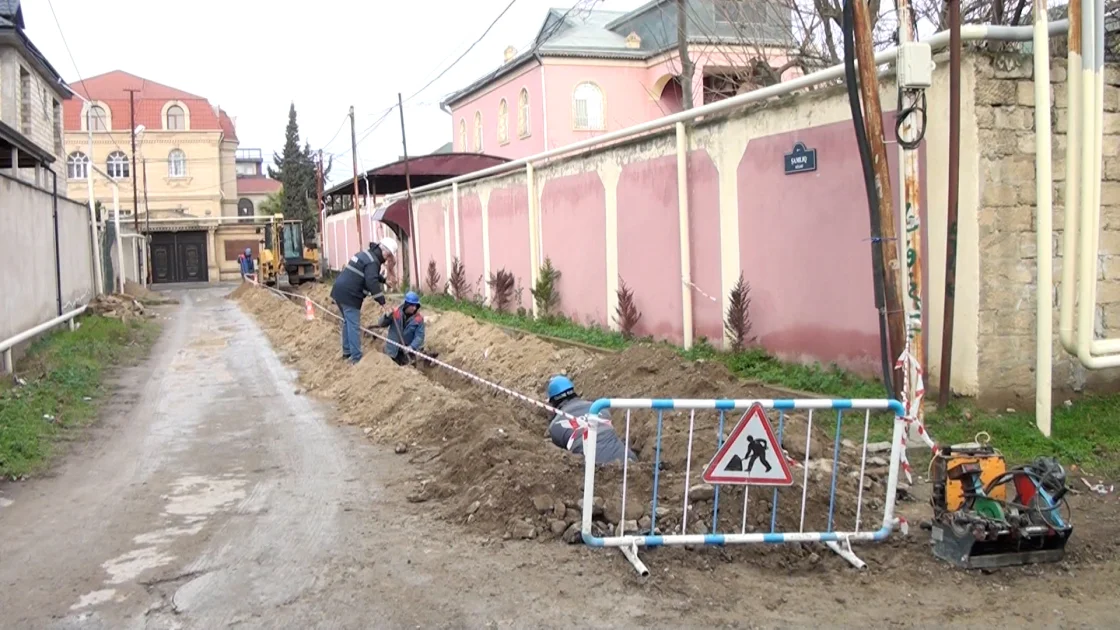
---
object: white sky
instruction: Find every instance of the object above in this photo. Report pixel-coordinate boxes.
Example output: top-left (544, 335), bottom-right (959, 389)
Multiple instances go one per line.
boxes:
top-left (23, 0), bottom-right (647, 185)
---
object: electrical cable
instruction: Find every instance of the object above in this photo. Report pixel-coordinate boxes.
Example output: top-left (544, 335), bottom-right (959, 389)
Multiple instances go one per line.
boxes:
top-left (843, 0), bottom-right (894, 399)
top-left (894, 91), bottom-right (928, 150)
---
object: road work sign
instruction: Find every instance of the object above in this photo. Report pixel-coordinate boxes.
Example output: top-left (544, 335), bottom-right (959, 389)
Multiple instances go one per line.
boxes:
top-left (702, 404), bottom-right (793, 485)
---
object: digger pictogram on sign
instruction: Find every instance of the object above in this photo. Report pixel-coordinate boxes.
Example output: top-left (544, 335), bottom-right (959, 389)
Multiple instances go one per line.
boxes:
top-left (702, 403), bottom-right (793, 485)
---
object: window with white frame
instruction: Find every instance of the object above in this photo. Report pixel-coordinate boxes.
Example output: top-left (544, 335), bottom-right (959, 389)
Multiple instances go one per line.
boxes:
top-left (166, 105), bottom-right (186, 130)
top-left (459, 119), bottom-right (467, 151)
top-left (107, 151), bottom-right (130, 179)
top-left (473, 111), bottom-right (483, 152)
top-left (168, 149), bottom-right (187, 178)
top-left (518, 88), bottom-right (530, 137)
top-left (498, 99), bottom-right (509, 144)
top-left (67, 152), bottom-right (89, 180)
top-left (87, 105), bottom-right (108, 131)
top-left (572, 82), bottom-right (604, 130)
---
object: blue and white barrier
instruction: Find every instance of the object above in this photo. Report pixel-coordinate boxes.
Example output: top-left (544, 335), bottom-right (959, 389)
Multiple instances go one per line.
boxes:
top-left (579, 398), bottom-right (908, 575)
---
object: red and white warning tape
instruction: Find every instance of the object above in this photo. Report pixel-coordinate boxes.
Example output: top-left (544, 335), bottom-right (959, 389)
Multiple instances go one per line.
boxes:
top-left (895, 339), bottom-right (937, 485)
top-left (243, 277), bottom-right (605, 447)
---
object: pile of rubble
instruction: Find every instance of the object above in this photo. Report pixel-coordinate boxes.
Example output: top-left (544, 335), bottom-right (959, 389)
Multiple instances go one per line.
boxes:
top-left (88, 294), bottom-right (153, 321)
top-left (123, 281), bottom-right (178, 305)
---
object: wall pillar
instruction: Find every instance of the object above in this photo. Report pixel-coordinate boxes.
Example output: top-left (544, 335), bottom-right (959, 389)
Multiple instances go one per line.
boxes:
top-left (526, 164), bottom-right (540, 317)
top-left (207, 227), bottom-right (219, 283)
top-left (479, 188), bottom-right (492, 303)
top-left (714, 135), bottom-right (747, 348)
top-left (443, 203), bottom-right (453, 285)
top-left (601, 161), bottom-right (622, 331)
top-left (676, 122), bottom-right (694, 349)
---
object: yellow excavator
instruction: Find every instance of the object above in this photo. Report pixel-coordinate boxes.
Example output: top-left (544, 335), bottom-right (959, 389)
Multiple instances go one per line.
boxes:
top-left (258, 214), bottom-right (321, 287)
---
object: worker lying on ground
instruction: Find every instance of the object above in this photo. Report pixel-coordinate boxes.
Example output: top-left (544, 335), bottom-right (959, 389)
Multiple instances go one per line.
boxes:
top-left (546, 375), bottom-right (636, 465)
top-left (330, 237), bottom-right (398, 364)
top-left (373, 291), bottom-right (437, 366)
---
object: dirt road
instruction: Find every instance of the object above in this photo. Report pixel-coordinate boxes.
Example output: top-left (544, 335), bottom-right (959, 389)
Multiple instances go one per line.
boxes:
top-left (2, 285), bottom-right (1119, 629)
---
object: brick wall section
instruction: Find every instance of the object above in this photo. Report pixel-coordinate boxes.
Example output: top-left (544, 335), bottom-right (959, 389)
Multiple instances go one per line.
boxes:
top-left (974, 52), bottom-right (1120, 403)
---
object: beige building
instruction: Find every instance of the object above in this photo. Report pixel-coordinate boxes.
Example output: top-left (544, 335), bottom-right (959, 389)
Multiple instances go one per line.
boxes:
top-left (62, 70), bottom-right (254, 283)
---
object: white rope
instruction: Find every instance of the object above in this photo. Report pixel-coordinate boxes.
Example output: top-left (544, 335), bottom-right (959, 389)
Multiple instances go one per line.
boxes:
top-left (244, 277), bottom-right (595, 431)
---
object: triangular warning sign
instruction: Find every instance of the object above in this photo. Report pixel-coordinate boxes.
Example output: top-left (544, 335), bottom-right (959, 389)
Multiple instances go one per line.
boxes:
top-left (702, 404), bottom-right (793, 486)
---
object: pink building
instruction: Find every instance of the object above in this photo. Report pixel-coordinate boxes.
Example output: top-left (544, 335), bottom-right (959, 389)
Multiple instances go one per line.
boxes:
top-left (442, 0), bottom-right (797, 159)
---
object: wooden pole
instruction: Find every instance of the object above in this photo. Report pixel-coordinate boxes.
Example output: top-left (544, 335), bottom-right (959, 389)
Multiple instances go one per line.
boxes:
top-left (350, 106), bottom-right (364, 247)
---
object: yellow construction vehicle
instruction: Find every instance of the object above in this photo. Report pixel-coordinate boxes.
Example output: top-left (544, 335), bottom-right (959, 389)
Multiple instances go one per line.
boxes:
top-left (258, 214), bottom-right (321, 287)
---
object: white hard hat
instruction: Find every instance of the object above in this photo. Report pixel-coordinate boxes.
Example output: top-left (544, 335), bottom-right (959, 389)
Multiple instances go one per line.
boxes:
top-left (379, 236), bottom-right (399, 256)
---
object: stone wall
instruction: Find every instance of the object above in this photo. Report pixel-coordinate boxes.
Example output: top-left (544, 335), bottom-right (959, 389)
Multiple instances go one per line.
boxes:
top-left (975, 52), bottom-right (1120, 403)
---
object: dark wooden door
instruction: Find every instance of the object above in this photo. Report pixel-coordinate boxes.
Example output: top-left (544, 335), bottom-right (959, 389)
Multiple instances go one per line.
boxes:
top-left (150, 231), bottom-right (209, 284)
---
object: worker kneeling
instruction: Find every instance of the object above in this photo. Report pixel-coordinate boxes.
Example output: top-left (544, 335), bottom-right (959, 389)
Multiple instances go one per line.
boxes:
top-left (546, 375), bottom-right (636, 465)
top-left (375, 291), bottom-right (430, 366)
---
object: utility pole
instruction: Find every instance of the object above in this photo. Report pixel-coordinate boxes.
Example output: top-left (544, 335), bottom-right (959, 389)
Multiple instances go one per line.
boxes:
top-left (349, 106), bottom-right (364, 246)
top-left (126, 88), bottom-right (143, 285)
top-left (677, 0), bottom-right (694, 108)
top-left (316, 149), bottom-right (325, 274)
top-left (142, 157), bottom-right (151, 284)
top-left (851, 0), bottom-right (906, 399)
top-left (398, 93), bottom-right (417, 290)
top-left (896, 0), bottom-right (926, 420)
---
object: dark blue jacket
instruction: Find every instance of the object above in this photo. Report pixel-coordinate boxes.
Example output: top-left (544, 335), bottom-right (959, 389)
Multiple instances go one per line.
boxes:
top-left (330, 246), bottom-right (387, 309)
top-left (550, 398), bottom-right (636, 465)
top-left (376, 306), bottom-right (425, 359)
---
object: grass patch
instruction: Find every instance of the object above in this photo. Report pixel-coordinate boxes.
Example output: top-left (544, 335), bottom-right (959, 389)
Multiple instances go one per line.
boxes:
top-left (0, 315), bottom-right (159, 479)
top-left (424, 294), bottom-right (630, 350)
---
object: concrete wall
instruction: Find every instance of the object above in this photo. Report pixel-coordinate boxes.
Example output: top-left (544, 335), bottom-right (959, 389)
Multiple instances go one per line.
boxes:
top-left (1, 173), bottom-right (95, 354)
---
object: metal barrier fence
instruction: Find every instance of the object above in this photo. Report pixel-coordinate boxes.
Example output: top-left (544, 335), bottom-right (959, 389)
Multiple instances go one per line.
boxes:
top-left (579, 398), bottom-right (907, 575)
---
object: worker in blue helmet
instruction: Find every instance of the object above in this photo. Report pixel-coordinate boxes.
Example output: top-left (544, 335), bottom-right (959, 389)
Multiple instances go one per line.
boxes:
top-left (546, 375), bottom-right (635, 465)
top-left (237, 247), bottom-right (253, 278)
top-left (374, 291), bottom-right (436, 366)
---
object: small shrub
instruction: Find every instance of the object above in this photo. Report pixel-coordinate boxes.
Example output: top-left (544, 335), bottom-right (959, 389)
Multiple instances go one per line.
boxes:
top-left (615, 277), bottom-right (642, 339)
top-left (725, 271), bottom-right (757, 352)
top-left (473, 275), bottom-right (487, 306)
top-left (448, 257), bottom-right (469, 299)
top-left (426, 259), bottom-right (442, 294)
top-left (531, 257), bottom-right (562, 318)
top-left (488, 269), bottom-right (516, 313)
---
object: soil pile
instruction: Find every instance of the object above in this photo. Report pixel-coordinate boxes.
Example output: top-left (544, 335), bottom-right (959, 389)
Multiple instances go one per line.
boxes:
top-left (233, 284), bottom-right (893, 571)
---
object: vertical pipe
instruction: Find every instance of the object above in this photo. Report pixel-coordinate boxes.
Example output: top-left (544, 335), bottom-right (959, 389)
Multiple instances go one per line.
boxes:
top-left (86, 126), bottom-right (102, 296)
top-left (798, 410), bottom-right (814, 533)
top-left (1060, 0), bottom-right (1082, 354)
top-left (1034, 0), bottom-right (1054, 436)
top-left (317, 150), bottom-right (326, 276)
top-left (676, 122), bottom-right (694, 349)
top-left (680, 410), bottom-right (696, 534)
top-left (650, 410), bottom-right (665, 532)
top-left (52, 171), bottom-right (62, 316)
top-left (938, 0), bottom-right (962, 407)
top-left (142, 157), bottom-right (150, 285)
top-left (113, 184), bottom-right (123, 294)
top-left (712, 410), bottom-right (725, 528)
top-left (769, 410), bottom-right (785, 532)
top-left (580, 415), bottom-right (598, 536)
top-left (827, 410), bottom-right (844, 532)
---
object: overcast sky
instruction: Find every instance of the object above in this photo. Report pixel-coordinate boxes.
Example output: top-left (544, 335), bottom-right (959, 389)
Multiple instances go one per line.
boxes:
top-left (23, 0), bottom-right (647, 185)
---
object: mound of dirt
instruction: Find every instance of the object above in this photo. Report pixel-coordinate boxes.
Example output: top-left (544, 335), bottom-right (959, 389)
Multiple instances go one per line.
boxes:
top-left (234, 285), bottom-right (893, 571)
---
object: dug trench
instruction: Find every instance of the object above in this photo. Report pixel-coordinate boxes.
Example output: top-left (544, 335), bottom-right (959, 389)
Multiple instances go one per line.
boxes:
top-left (231, 282), bottom-right (1120, 594)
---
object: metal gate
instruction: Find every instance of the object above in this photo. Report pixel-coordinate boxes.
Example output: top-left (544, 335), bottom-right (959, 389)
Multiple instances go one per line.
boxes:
top-left (151, 231), bottom-right (209, 283)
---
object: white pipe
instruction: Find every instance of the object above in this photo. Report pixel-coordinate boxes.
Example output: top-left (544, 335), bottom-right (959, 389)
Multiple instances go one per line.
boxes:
top-left (1059, 0), bottom-right (1082, 355)
top-left (825, 540), bottom-right (867, 569)
top-left (377, 21), bottom-right (1068, 204)
top-left (113, 185), bottom-right (124, 294)
top-left (619, 543), bottom-right (650, 577)
top-left (676, 122), bottom-right (693, 350)
top-left (1074, 0), bottom-right (1120, 368)
top-left (0, 305), bottom-right (87, 374)
top-left (1034, 0), bottom-right (1054, 436)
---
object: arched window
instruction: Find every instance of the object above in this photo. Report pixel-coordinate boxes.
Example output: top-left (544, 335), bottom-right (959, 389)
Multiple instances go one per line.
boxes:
top-left (238, 198), bottom-right (254, 217)
top-left (572, 82), bottom-right (604, 131)
top-left (87, 105), bottom-right (108, 131)
top-left (166, 105), bottom-right (186, 130)
top-left (459, 119), bottom-right (467, 151)
top-left (168, 149), bottom-right (187, 178)
top-left (497, 99), bottom-right (509, 144)
top-left (66, 151), bottom-right (89, 180)
top-left (473, 111), bottom-right (483, 153)
top-left (106, 151), bottom-right (130, 179)
top-left (518, 88), bottom-right (530, 137)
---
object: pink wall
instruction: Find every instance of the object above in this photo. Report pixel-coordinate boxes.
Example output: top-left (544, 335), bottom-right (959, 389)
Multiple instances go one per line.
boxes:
top-left (541, 172), bottom-right (607, 324)
top-left (617, 156), bottom-right (683, 342)
top-left (457, 193), bottom-right (486, 296)
top-left (450, 64), bottom-right (545, 157)
top-left (687, 150), bottom-right (723, 345)
top-left (414, 200), bottom-right (447, 287)
top-left (486, 186), bottom-right (532, 295)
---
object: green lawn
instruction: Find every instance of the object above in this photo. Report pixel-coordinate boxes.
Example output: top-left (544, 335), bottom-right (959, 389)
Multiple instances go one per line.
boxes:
top-left (0, 315), bottom-right (159, 479)
top-left (423, 294), bottom-right (1120, 478)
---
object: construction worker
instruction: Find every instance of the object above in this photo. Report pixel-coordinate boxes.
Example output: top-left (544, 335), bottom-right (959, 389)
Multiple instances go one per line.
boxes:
top-left (374, 291), bottom-right (431, 366)
top-left (330, 237), bottom-right (398, 364)
top-left (546, 375), bottom-right (635, 465)
top-left (237, 247), bottom-right (253, 278)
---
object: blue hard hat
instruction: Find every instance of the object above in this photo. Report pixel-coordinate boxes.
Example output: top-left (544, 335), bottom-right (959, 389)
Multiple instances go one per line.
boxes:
top-left (244, 247), bottom-right (252, 256)
top-left (547, 375), bottom-right (575, 400)
top-left (404, 291), bottom-right (421, 306)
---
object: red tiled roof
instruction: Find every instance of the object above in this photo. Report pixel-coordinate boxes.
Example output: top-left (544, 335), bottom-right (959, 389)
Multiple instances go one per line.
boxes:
top-left (237, 176), bottom-right (282, 195)
top-left (62, 70), bottom-right (235, 139)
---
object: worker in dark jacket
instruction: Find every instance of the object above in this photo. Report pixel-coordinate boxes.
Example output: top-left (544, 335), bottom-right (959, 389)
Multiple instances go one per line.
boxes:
top-left (546, 375), bottom-right (635, 465)
top-left (374, 291), bottom-right (429, 366)
top-left (237, 247), bottom-right (253, 277)
top-left (330, 237), bottom-right (398, 364)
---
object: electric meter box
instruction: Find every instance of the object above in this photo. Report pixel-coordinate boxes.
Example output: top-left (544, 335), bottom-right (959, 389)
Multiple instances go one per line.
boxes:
top-left (897, 42), bottom-right (933, 89)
